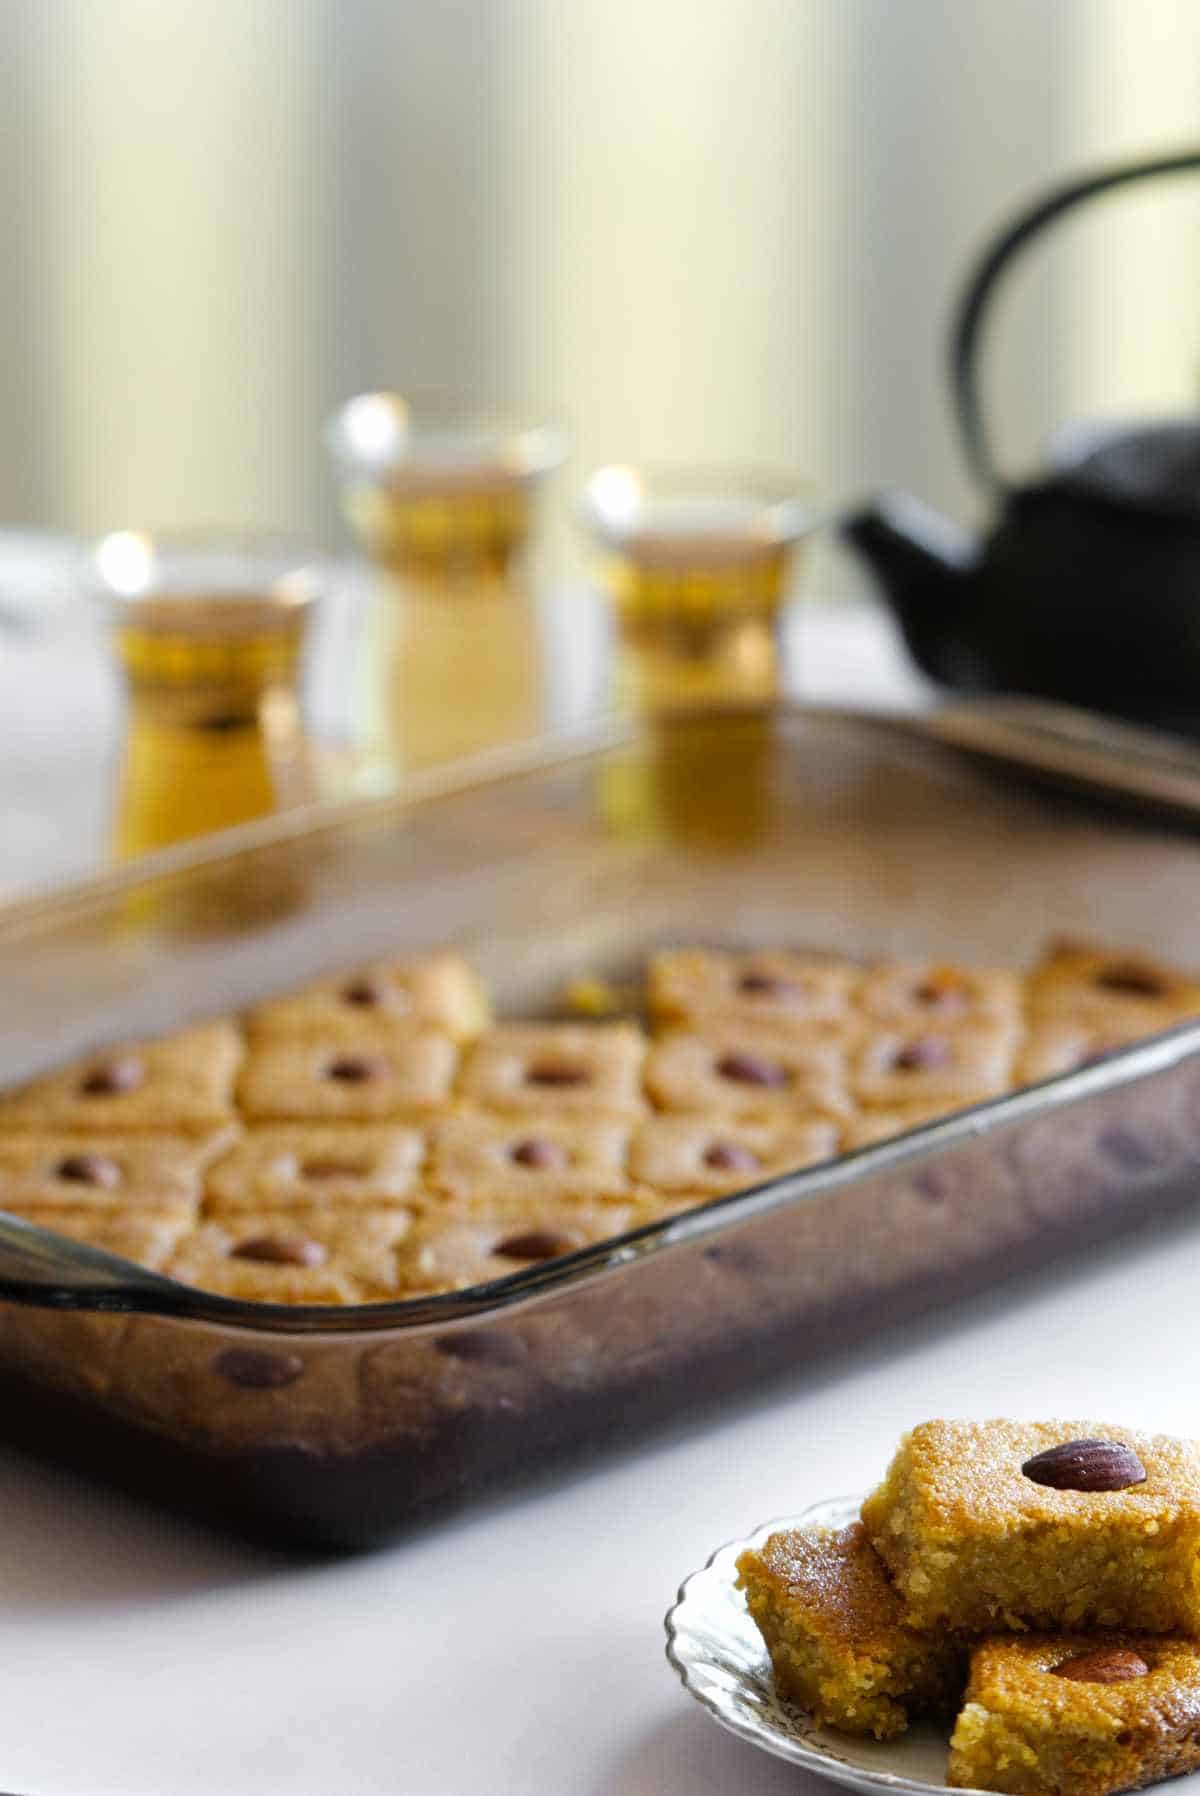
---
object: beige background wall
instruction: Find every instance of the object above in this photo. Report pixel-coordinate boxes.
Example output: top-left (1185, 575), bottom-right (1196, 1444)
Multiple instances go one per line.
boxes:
top-left (0, 0), bottom-right (1198, 587)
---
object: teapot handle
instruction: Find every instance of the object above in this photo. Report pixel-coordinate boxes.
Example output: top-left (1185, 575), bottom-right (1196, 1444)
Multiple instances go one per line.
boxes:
top-left (951, 146), bottom-right (1200, 495)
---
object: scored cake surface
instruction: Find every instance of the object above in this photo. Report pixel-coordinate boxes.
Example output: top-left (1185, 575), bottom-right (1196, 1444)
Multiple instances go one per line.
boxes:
top-left (0, 936), bottom-right (1192, 1305)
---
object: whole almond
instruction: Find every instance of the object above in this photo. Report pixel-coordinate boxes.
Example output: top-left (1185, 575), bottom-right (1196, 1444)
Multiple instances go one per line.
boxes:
top-left (703, 1140), bottom-right (762, 1173)
top-left (524, 1063), bottom-right (589, 1089)
top-left (1021, 1438), bottom-right (1146, 1492)
top-left (300, 1158), bottom-right (368, 1180)
top-left (1095, 963), bottom-right (1166, 998)
top-left (495, 1229), bottom-right (571, 1262)
top-left (325, 1054), bottom-right (389, 1084)
top-left (55, 1152), bottom-right (122, 1189)
top-left (231, 1235), bottom-right (327, 1268)
top-left (715, 1051), bottom-right (790, 1089)
top-left (892, 1036), bottom-right (954, 1073)
top-left (1052, 1648), bottom-right (1150, 1684)
top-left (79, 1054), bottom-right (144, 1096)
top-left (913, 980), bottom-right (969, 1015)
top-left (341, 977), bottom-right (389, 1008)
top-left (738, 972), bottom-right (803, 1000)
top-left (510, 1138), bottom-right (568, 1170)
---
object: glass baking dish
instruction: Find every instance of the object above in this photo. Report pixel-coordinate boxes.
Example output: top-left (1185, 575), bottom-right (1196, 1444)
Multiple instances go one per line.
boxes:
top-left (2, 706), bottom-right (1200, 1549)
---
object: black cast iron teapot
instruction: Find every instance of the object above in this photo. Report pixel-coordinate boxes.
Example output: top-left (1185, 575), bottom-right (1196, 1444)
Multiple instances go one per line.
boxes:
top-left (842, 149), bottom-right (1200, 736)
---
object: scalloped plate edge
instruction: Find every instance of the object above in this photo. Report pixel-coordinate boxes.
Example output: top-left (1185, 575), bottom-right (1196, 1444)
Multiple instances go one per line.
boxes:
top-left (664, 1493), bottom-right (992, 1796)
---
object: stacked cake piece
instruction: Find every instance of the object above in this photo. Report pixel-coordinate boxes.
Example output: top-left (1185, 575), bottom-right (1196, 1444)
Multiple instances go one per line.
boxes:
top-left (737, 1420), bottom-right (1200, 1795)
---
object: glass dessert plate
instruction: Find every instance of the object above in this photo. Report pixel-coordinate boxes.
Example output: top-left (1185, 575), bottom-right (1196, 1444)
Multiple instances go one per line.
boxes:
top-left (665, 1493), bottom-right (1200, 1796)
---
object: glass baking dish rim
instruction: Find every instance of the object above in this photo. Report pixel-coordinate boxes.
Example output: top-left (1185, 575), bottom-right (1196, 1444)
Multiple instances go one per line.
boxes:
top-left (0, 703), bottom-right (972, 925)
top-left (1, 1019), bottom-right (1196, 1333)
top-left (0, 715), bottom-right (646, 923)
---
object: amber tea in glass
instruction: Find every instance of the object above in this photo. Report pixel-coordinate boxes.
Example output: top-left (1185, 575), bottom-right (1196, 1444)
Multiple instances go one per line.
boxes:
top-left (328, 393), bottom-right (563, 579)
top-left (581, 466), bottom-right (812, 715)
top-left (352, 569), bottom-right (545, 785)
top-left (94, 532), bottom-right (322, 858)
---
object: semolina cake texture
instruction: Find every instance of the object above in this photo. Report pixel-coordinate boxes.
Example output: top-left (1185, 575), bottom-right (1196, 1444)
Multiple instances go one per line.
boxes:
top-left (948, 1633), bottom-right (1200, 1796)
top-left (735, 1521), bottom-right (965, 1739)
top-left (862, 1420), bottom-right (1200, 1635)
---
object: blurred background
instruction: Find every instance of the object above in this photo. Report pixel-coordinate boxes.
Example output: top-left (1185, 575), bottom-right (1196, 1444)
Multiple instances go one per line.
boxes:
top-left (2, 0), bottom-right (1199, 567)
top-left (2, 0), bottom-right (1200, 881)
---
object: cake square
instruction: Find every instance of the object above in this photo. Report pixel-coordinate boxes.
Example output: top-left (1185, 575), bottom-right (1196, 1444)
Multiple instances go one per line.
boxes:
top-left (244, 951), bottom-right (490, 1041)
top-left (395, 1202), bottom-right (638, 1295)
top-left (648, 948), bottom-right (859, 1035)
top-left (428, 1114), bottom-right (632, 1206)
top-left (1017, 1017), bottom-right (1158, 1088)
top-left (644, 1029), bottom-right (850, 1122)
top-left (457, 1023), bottom-right (647, 1120)
top-left (205, 1125), bottom-right (426, 1212)
top-left (237, 1032), bottom-right (457, 1123)
top-left (857, 960), bottom-right (1022, 1033)
top-left (0, 1022), bottom-right (242, 1135)
top-left (165, 1208), bottom-right (416, 1304)
top-left (629, 1114), bottom-right (838, 1198)
top-left (0, 1130), bottom-right (226, 1215)
top-left (0, 1207), bottom-right (190, 1402)
top-left (862, 1419), bottom-right (1200, 1633)
top-left (1, 1204), bottom-right (191, 1271)
top-left (841, 1105), bottom-right (953, 1150)
top-left (948, 1633), bottom-right (1200, 1796)
top-left (736, 1522), bottom-right (965, 1739)
top-left (851, 1026), bottom-right (1014, 1111)
top-left (1026, 938), bottom-right (1200, 1029)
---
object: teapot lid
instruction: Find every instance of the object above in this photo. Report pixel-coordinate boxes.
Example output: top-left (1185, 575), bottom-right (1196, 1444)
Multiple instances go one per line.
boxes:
top-left (1049, 419), bottom-right (1200, 522)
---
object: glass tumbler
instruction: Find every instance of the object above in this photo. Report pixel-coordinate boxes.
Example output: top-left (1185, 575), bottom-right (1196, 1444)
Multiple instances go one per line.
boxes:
top-left (328, 394), bottom-right (562, 785)
top-left (93, 531), bottom-right (323, 858)
top-left (328, 392), bottom-right (564, 580)
top-left (580, 465), bottom-right (814, 714)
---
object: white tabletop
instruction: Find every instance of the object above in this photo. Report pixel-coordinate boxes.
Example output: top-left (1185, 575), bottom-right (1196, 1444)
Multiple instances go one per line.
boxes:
top-left (3, 1214), bottom-right (1198, 1796)
top-left (4, 586), bottom-right (1188, 1796)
